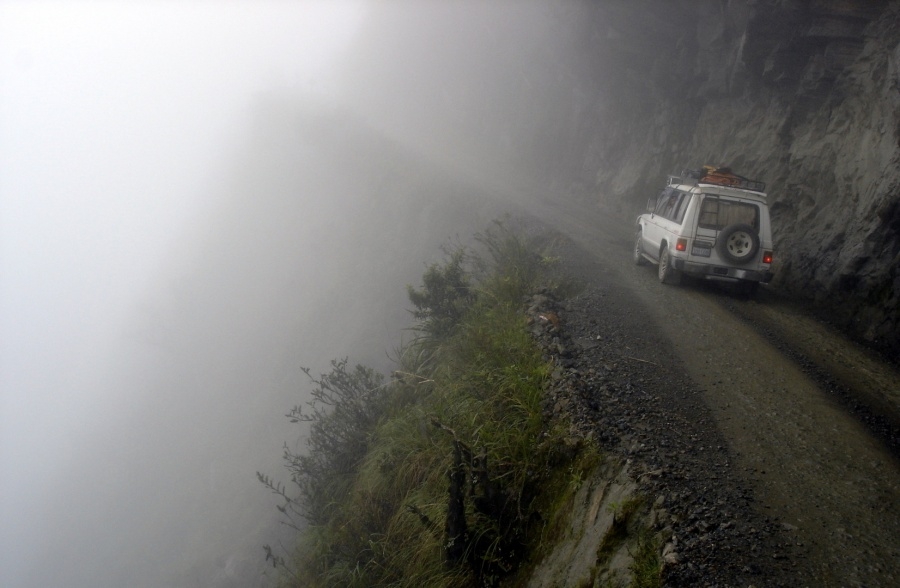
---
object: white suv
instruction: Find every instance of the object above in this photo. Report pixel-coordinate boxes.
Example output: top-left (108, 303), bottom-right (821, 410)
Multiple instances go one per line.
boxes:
top-left (634, 169), bottom-right (774, 293)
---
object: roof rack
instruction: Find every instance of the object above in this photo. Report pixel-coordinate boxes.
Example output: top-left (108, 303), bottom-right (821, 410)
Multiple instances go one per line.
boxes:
top-left (668, 175), bottom-right (695, 186)
top-left (699, 179), bottom-right (766, 192)
top-left (669, 167), bottom-right (766, 193)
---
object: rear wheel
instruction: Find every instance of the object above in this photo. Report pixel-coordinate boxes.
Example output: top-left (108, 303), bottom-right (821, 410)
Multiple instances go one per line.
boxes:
top-left (634, 231), bottom-right (647, 265)
top-left (658, 246), bottom-right (681, 285)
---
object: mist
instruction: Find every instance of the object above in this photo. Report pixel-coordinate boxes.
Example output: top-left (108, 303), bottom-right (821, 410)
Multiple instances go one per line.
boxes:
top-left (0, 2), bottom-right (592, 587)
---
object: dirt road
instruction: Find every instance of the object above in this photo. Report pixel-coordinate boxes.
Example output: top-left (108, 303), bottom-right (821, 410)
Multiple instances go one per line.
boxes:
top-left (532, 198), bottom-right (900, 587)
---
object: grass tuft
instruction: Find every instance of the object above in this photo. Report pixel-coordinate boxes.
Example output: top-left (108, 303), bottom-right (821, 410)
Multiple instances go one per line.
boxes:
top-left (628, 531), bottom-right (662, 588)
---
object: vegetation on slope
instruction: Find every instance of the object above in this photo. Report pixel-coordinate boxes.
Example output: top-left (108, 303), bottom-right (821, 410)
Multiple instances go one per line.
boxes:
top-left (258, 219), bottom-right (624, 587)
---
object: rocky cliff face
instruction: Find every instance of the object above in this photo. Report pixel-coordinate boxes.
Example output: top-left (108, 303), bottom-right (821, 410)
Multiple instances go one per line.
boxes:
top-left (334, 0), bottom-right (898, 355)
top-left (572, 0), bottom-right (900, 355)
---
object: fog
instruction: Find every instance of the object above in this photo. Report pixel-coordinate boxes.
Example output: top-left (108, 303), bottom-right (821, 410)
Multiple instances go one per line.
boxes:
top-left (0, 2), bottom-right (593, 586)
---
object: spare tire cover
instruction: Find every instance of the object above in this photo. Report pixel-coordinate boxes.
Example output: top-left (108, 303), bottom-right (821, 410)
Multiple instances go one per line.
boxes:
top-left (717, 223), bottom-right (760, 264)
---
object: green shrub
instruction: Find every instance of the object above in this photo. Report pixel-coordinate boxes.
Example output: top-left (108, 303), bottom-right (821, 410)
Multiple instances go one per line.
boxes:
top-left (262, 218), bottom-right (591, 587)
top-left (406, 248), bottom-right (474, 341)
top-left (259, 359), bottom-right (387, 533)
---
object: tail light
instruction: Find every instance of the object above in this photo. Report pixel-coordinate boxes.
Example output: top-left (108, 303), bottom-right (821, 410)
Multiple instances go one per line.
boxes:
top-left (762, 251), bottom-right (773, 264)
top-left (676, 238), bottom-right (687, 252)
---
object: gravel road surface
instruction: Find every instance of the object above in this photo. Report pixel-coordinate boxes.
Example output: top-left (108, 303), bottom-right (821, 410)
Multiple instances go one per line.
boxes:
top-left (527, 199), bottom-right (900, 587)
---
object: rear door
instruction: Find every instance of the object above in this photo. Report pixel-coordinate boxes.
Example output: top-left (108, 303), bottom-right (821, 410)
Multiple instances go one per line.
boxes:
top-left (690, 195), bottom-right (761, 265)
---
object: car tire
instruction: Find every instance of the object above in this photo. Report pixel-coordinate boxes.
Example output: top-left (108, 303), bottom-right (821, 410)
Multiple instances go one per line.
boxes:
top-left (717, 224), bottom-right (760, 264)
top-left (658, 245), bottom-right (681, 285)
top-left (634, 230), bottom-right (647, 265)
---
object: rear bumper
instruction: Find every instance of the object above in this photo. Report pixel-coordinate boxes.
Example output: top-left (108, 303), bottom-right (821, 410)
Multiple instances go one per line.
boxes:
top-left (673, 259), bottom-right (774, 283)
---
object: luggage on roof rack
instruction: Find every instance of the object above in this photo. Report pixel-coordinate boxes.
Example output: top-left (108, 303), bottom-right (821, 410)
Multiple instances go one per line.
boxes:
top-left (676, 165), bottom-right (766, 192)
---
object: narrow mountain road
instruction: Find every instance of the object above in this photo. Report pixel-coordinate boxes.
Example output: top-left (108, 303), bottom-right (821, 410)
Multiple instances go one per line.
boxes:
top-left (528, 197), bottom-right (900, 587)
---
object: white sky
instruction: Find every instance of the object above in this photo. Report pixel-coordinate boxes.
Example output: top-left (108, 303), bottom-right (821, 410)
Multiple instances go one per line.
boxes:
top-left (0, 2), bottom-right (363, 585)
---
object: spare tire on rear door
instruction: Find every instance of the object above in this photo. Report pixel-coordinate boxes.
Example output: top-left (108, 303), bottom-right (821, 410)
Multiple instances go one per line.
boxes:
top-left (717, 223), bottom-right (760, 264)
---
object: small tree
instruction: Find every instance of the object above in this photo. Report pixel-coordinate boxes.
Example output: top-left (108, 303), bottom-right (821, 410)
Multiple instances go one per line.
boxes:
top-left (260, 359), bottom-right (387, 529)
top-left (406, 249), bottom-right (474, 341)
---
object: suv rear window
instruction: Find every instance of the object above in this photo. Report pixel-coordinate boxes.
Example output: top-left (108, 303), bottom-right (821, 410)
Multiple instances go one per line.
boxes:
top-left (698, 197), bottom-right (759, 231)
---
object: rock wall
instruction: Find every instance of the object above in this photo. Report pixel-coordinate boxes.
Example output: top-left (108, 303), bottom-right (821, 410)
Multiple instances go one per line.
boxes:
top-left (334, 0), bottom-right (899, 355)
top-left (573, 0), bottom-right (900, 355)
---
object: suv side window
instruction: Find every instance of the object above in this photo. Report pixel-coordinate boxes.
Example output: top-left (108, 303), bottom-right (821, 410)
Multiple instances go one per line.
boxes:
top-left (654, 187), bottom-right (677, 217)
top-left (655, 188), bottom-right (690, 225)
top-left (671, 191), bottom-right (691, 224)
